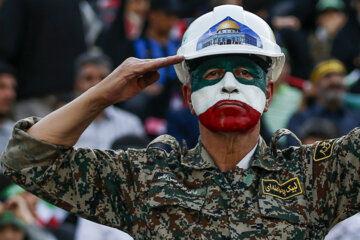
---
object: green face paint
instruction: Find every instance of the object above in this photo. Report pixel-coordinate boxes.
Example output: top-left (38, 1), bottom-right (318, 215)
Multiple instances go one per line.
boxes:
top-left (190, 55), bottom-right (267, 93)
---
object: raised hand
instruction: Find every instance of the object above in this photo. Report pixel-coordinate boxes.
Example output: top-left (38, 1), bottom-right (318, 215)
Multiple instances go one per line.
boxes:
top-left (96, 55), bottom-right (184, 105)
top-left (26, 55), bottom-right (184, 147)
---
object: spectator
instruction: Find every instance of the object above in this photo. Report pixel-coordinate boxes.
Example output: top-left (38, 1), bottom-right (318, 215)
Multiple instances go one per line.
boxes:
top-left (245, 0), bottom-right (313, 79)
top-left (332, 0), bottom-right (360, 91)
top-left (0, 175), bottom-right (71, 240)
top-left (71, 49), bottom-right (145, 149)
top-left (121, 0), bottom-right (182, 124)
top-left (308, 0), bottom-right (347, 65)
top-left (111, 0), bottom-right (183, 138)
top-left (0, 0), bottom-right (87, 120)
top-left (0, 63), bottom-right (16, 164)
top-left (0, 189), bottom-right (57, 240)
top-left (0, 211), bottom-right (26, 240)
top-left (124, 0), bottom-right (150, 40)
top-left (287, 59), bottom-right (360, 146)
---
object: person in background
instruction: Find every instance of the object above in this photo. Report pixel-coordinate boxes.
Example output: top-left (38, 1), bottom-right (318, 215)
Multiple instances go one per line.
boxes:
top-left (0, 0), bottom-right (87, 120)
top-left (124, 0), bottom-right (150, 40)
top-left (0, 210), bottom-right (26, 240)
top-left (0, 63), bottom-right (16, 167)
top-left (72, 48), bottom-right (145, 149)
top-left (121, 0), bottom-right (183, 135)
top-left (332, 0), bottom-right (360, 73)
top-left (0, 185), bottom-right (57, 240)
top-left (308, 0), bottom-right (347, 65)
top-left (287, 59), bottom-right (360, 146)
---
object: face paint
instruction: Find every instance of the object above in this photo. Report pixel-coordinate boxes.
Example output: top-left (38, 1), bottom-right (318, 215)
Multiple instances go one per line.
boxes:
top-left (190, 55), bottom-right (267, 132)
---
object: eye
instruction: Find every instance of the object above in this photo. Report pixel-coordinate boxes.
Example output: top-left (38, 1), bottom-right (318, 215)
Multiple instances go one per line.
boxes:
top-left (203, 69), bottom-right (225, 80)
top-left (234, 68), bottom-right (254, 80)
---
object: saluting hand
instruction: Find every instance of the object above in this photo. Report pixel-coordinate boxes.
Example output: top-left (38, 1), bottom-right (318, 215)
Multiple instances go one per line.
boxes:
top-left (95, 55), bottom-right (184, 105)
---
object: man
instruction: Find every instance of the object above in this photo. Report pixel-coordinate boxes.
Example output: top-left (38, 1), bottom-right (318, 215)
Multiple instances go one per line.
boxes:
top-left (287, 59), bottom-right (360, 146)
top-left (0, 0), bottom-right (86, 120)
top-left (122, 0), bottom-right (182, 123)
top-left (0, 64), bottom-right (16, 157)
top-left (1, 5), bottom-right (360, 239)
top-left (0, 211), bottom-right (26, 240)
top-left (308, 0), bottom-right (347, 64)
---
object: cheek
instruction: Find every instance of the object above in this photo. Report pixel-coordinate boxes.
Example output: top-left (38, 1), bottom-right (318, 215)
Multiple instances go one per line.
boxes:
top-left (190, 83), bottom-right (222, 115)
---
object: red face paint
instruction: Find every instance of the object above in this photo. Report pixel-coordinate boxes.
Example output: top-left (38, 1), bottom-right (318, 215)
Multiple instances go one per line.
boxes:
top-left (198, 100), bottom-right (261, 132)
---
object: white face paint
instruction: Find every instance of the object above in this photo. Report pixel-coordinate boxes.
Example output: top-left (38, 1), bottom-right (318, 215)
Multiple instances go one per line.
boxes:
top-left (191, 72), bottom-right (266, 116)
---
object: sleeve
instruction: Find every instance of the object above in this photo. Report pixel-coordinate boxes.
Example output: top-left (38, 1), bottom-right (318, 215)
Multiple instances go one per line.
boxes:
top-left (309, 128), bottom-right (360, 230)
top-left (0, 117), bottom-right (147, 230)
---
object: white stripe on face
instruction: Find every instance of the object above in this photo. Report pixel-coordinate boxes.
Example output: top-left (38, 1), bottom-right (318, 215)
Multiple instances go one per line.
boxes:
top-left (191, 72), bottom-right (266, 115)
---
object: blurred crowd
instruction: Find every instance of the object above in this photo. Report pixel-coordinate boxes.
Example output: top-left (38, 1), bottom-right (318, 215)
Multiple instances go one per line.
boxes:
top-left (0, 0), bottom-right (360, 239)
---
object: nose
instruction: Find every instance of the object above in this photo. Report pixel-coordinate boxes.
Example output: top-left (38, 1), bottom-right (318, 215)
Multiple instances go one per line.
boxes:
top-left (221, 72), bottom-right (239, 94)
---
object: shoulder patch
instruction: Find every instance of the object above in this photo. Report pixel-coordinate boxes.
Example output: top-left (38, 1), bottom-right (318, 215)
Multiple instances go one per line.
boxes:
top-left (313, 139), bottom-right (335, 162)
top-left (261, 177), bottom-right (303, 200)
top-left (146, 134), bottom-right (181, 156)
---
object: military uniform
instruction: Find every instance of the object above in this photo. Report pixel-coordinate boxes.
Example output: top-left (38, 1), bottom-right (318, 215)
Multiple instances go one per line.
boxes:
top-left (1, 117), bottom-right (360, 239)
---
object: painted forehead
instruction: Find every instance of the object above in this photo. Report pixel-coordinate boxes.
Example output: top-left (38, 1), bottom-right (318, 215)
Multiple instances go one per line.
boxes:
top-left (191, 56), bottom-right (266, 83)
top-left (191, 55), bottom-right (266, 76)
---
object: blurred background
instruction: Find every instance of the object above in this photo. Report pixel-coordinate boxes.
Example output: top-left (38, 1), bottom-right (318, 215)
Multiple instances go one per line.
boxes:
top-left (0, 0), bottom-right (360, 239)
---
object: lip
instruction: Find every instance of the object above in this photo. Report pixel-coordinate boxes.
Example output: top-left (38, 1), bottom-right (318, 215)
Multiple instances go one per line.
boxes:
top-left (214, 100), bottom-right (245, 109)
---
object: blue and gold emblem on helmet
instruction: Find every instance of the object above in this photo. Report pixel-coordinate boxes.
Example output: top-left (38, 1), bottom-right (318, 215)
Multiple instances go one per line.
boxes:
top-left (196, 16), bottom-right (263, 51)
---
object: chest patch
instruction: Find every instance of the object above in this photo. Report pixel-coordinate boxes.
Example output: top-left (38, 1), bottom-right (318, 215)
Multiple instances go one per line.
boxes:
top-left (261, 177), bottom-right (303, 200)
top-left (313, 139), bottom-right (335, 162)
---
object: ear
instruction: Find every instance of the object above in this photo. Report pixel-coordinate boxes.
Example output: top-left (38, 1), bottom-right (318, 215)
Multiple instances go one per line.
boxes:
top-left (182, 84), bottom-right (196, 115)
top-left (263, 80), bottom-right (274, 112)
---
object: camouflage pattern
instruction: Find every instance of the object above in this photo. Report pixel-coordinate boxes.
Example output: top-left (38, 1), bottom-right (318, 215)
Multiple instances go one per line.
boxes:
top-left (1, 117), bottom-right (360, 239)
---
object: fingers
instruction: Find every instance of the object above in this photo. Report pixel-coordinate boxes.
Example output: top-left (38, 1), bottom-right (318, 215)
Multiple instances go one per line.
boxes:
top-left (142, 55), bottom-right (184, 72)
top-left (137, 71), bottom-right (160, 89)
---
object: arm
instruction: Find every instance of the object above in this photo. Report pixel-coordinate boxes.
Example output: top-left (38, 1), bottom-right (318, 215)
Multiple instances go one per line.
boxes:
top-left (1, 56), bottom-right (184, 232)
top-left (28, 56), bottom-right (184, 146)
top-left (308, 129), bottom-right (360, 231)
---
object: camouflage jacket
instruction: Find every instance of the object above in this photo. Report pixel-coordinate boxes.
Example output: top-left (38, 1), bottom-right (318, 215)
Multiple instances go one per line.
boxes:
top-left (1, 117), bottom-right (360, 240)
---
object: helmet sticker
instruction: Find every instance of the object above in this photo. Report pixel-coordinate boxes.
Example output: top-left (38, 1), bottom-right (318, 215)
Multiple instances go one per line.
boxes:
top-left (196, 16), bottom-right (263, 51)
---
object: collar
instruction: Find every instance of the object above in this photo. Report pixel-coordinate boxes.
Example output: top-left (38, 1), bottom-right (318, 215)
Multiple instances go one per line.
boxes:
top-left (250, 137), bottom-right (285, 171)
top-left (181, 137), bottom-right (284, 172)
top-left (181, 141), bottom-right (217, 170)
top-left (236, 144), bottom-right (257, 169)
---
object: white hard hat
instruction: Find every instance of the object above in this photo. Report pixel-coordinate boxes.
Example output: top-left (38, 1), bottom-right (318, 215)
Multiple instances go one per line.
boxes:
top-left (174, 5), bottom-right (285, 84)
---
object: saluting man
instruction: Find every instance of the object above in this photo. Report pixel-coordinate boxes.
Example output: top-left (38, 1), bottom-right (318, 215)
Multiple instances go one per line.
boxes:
top-left (1, 5), bottom-right (360, 239)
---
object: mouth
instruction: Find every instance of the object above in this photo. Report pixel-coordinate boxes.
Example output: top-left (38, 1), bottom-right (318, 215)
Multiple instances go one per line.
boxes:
top-left (214, 100), bottom-right (245, 109)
